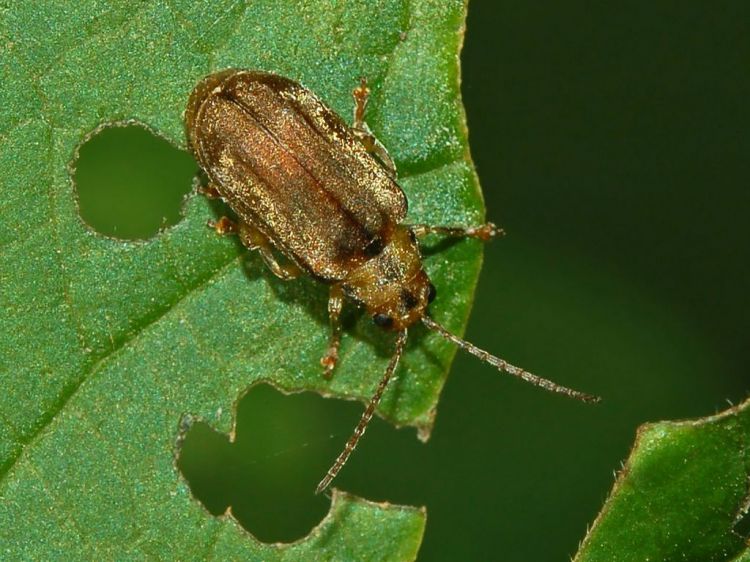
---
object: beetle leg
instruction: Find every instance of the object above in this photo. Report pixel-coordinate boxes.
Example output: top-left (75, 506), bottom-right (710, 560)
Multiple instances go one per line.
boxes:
top-left (352, 77), bottom-right (370, 129)
top-left (208, 216), bottom-right (301, 280)
top-left (352, 77), bottom-right (397, 178)
top-left (207, 215), bottom-right (238, 235)
top-left (409, 222), bottom-right (505, 242)
top-left (238, 224), bottom-right (302, 280)
top-left (256, 247), bottom-right (302, 280)
top-left (198, 182), bottom-right (222, 199)
top-left (320, 284), bottom-right (344, 379)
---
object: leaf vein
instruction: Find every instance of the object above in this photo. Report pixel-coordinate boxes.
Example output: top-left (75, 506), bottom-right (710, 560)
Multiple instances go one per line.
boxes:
top-left (0, 255), bottom-right (242, 487)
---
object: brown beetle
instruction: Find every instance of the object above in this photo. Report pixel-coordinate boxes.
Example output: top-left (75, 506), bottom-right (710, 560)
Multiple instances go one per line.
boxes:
top-left (185, 70), bottom-right (599, 494)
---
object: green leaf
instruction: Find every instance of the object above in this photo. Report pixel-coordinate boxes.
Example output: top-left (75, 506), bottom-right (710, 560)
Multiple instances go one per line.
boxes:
top-left (575, 399), bottom-right (750, 562)
top-left (0, 0), bottom-right (483, 558)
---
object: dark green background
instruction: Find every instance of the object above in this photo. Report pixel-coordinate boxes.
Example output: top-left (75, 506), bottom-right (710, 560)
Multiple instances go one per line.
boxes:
top-left (75, 3), bottom-right (749, 560)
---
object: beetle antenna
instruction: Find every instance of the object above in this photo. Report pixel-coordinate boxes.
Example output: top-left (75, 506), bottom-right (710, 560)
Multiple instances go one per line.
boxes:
top-left (421, 315), bottom-right (600, 403)
top-left (316, 329), bottom-right (408, 494)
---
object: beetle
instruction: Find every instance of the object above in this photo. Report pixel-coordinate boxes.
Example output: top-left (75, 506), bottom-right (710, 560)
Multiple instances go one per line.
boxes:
top-left (184, 69), bottom-right (600, 494)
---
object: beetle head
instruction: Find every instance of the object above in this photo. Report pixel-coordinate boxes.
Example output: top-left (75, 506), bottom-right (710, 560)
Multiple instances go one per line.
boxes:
top-left (343, 226), bottom-right (435, 331)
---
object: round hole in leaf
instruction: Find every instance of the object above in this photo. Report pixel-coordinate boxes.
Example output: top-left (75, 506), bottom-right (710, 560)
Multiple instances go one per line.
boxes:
top-left (73, 124), bottom-right (197, 239)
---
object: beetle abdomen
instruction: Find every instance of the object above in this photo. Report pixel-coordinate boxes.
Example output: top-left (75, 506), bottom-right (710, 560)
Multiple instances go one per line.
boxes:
top-left (187, 70), bottom-right (408, 281)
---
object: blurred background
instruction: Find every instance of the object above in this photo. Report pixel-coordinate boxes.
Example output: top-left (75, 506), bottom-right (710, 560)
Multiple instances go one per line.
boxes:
top-left (75, 3), bottom-right (749, 560)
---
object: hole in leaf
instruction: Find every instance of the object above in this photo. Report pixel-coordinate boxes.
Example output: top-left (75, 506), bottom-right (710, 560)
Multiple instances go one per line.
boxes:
top-left (73, 124), bottom-right (197, 239)
top-left (177, 384), bottom-right (361, 543)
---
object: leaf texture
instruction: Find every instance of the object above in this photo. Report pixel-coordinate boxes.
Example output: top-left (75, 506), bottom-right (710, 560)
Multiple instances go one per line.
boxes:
top-left (575, 399), bottom-right (750, 562)
top-left (0, 0), bottom-right (484, 558)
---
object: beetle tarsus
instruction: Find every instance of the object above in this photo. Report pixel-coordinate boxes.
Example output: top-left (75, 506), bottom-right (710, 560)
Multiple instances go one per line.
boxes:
top-left (468, 222), bottom-right (504, 241)
top-left (352, 77), bottom-right (370, 127)
top-left (351, 77), bottom-right (397, 177)
top-left (321, 285), bottom-right (344, 378)
top-left (320, 350), bottom-right (338, 379)
top-left (208, 216), bottom-right (237, 235)
top-left (198, 183), bottom-right (222, 199)
top-left (410, 222), bottom-right (504, 241)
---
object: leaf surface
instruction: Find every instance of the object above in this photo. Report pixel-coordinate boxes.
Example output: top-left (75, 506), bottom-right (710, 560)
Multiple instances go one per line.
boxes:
top-left (575, 399), bottom-right (750, 562)
top-left (0, 0), bottom-right (483, 558)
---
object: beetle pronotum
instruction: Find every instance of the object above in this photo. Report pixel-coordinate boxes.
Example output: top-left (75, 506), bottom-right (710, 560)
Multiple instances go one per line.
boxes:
top-left (185, 70), bottom-right (600, 494)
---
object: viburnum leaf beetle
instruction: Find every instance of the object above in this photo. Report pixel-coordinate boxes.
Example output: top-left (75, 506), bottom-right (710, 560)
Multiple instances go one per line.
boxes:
top-left (184, 69), bottom-right (600, 494)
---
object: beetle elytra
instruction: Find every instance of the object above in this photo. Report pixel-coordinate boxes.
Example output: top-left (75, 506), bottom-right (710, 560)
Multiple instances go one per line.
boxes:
top-left (185, 70), bottom-right (600, 494)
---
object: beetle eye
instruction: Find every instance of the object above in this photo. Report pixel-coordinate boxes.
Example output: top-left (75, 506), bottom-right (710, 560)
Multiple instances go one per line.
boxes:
top-left (373, 313), bottom-right (394, 328)
top-left (427, 283), bottom-right (437, 303)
